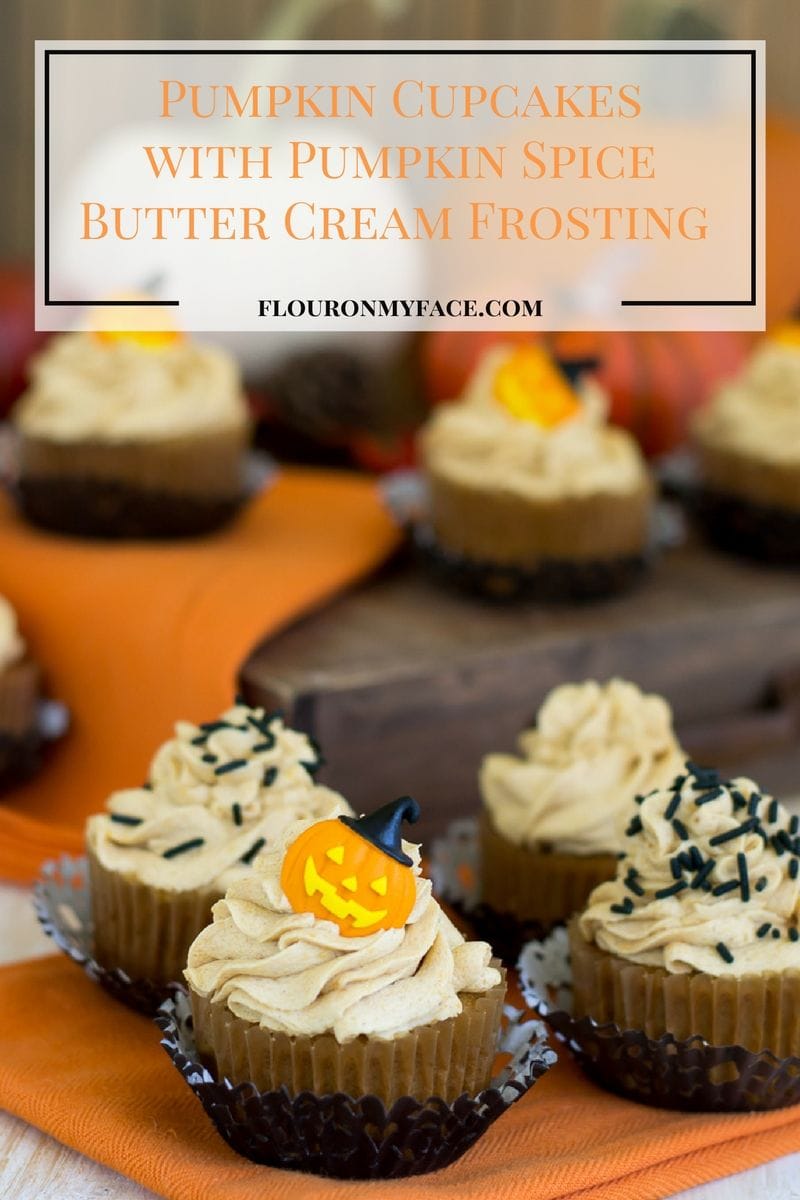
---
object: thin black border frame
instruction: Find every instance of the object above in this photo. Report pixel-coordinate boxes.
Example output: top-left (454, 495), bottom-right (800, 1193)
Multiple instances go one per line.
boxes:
top-left (41, 46), bottom-right (760, 309)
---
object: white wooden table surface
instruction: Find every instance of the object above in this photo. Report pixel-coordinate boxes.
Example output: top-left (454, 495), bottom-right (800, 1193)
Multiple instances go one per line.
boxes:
top-left (1, 881), bottom-right (798, 1200)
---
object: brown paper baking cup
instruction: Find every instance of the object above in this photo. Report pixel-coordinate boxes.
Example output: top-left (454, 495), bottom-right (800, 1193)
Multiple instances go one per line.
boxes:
top-left (190, 970), bottom-right (506, 1104)
top-left (34, 852), bottom-right (184, 1015)
top-left (88, 848), bottom-right (221, 987)
top-left (430, 816), bottom-right (578, 964)
top-left (519, 925), bottom-right (800, 1112)
top-left (413, 521), bottom-right (648, 602)
top-left (481, 811), bottom-right (616, 927)
top-left (157, 987), bottom-right (557, 1179)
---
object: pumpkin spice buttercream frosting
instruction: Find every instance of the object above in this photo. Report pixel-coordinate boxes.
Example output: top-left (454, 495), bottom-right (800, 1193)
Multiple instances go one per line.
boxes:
top-left (481, 679), bottom-right (685, 858)
top-left (570, 765), bottom-right (800, 1053)
top-left (185, 798), bottom-right (505, 1101)
top-left (86, 702), bottom-right (351, 985)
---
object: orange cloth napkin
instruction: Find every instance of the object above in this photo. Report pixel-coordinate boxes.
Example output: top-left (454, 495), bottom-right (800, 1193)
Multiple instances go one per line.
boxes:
top-left (1, 956), bottom-right (799, 1200)
top-left (0, 471), bottom-right (400, 882)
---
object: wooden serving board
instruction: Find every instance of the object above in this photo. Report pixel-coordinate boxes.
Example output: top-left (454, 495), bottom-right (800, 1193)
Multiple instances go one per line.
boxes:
top-left (241, 538), bottom-right (800, 844)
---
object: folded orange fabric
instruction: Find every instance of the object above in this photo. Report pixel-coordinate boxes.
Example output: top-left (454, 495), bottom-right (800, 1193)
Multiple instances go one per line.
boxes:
top-left (1, 956), bottom-right (798, 1200)
top-left (0, 471), bottom-right (400, 883)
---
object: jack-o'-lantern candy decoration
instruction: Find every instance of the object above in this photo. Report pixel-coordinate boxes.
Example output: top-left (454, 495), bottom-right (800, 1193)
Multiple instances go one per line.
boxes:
top-left (493, 344), bottom-right (581, 428)
top-left (87, 296), bottom-right (185, 352)
top-left (281, 796), bottom-right (420, 937)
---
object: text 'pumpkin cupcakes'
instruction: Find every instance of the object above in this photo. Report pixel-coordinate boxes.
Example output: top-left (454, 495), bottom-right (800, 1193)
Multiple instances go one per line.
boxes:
top-left (84, 701), bottom-right (350, 994)
top-left (692, 328), bottom-right (800, 562)
top-left (479, 679), bottom-right (685, 938)
top-left (418, 345), bottom-right (654, 598)
top-left (0, 593), bottom-right (42, 789)
top-left (161, 797), bottom-right (554, 1178)
top-left (13, 327), bottom-right (251, 539)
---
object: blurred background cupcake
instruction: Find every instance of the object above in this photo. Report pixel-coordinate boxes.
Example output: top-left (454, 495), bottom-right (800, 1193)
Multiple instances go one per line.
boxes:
top-left (0, 592), bottom-right (41, 788)
top-left (85, 700), bottom-right (351, 987)
top-left (692, 324), bottom-right (800, 563)
top-left (479, 679), bottom-right (685, 929)
top-left (418, 345), bottom-right (654, 596)
top-left (12, 323), bottom-right (252, 539)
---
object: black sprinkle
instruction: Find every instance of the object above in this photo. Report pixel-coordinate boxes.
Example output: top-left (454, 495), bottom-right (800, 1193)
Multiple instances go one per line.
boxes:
top-left (232, 802), bottom-right (242, 827)
top-left (670, 774), bottom-right (687, 791)
top-left (746, 792), bottom-right (760, 817)
top-left (757, 923), bottom-right (771, 938)
top-left (200, 720), bottom-right (232, 734)
top-left (772, 835), bottom-right (786, 857)
top-left (755, 876), bottom-right (768, 892)
top-left (712, 880), bottom-right (740, 897)
top-left (241, 837), bottom-right (266, 866)
top-left (671, 818), bottom-right (689, 841)
top-left (709, 819), bottom-right (758, 846)
top-left (768, 798), bottom-right (779, 824)
top-left (691, 860), bottom-right (715, 889)
top-left (624, 875), bottom-right (646, 897)
top-left (772, 928), bottom-right (781, 939)
top-left (791, 815), bottom-right (799, 835)
top-left (263, 766), bottom-right (278, 788)
top-left (790, 859), bottom-right (799, 881)
top-left (732, 793), bottom-right (747, 812)
top-left (110, 813), bottom-right (143, 826)
top-left (252, 739), bottom-right (276, 753)
top-left (625, 816), bottom-right (643, 837)
top-left (670, 857), bottom-right (683, 880)
top-left (776, 829), bottom-right (795, 852)
top-left (689, 845), bottom-right (704, 870)
top-left (665, 794), bottom-right (682, 822)
top-left (163, 837), bottom-right (205, 859)
top-left (716, 942), bottom-right (734, 964)
top-left (737, 852), bottom-right (750, 902)
top-left (141, 782), bottom-right (153, 790)
top-left (790, 928), bottom-right (799, 943)
top-left (695, 787), bottom-right (724, 807)
top-left (191, 734), bottom-right (208, 746)
top-left (214, 759), bottom-right (248, 776)
top-left (201, 753), bottom-right (217, 764)
top-left (655, 880), bottom-right (688, 900)
top-left (610, 897), bottom-right (635, 915)
top-left (686, 762), bottom-right (721, 788)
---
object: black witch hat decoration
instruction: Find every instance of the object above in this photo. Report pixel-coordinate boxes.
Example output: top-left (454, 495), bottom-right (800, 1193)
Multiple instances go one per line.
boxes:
top-left (340, 796), bottom-right (421, 866)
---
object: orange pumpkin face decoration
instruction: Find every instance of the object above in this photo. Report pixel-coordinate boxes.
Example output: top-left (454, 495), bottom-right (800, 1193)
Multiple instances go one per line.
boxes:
top-left (281, 797), bottom-right (420, 937)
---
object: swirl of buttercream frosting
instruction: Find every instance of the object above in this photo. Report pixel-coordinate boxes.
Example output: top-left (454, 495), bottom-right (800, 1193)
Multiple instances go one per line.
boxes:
top-left (15, 332), bottom-right (248, 443)
top-left (0, 595), bottom-right (25, 675)
top-left (481, 680), bottom-right (685, 856)
top-left (86, 704), bottom-right (351, 893)
top-left (579, 768), bottom-right (800, 976)
top-left (420, 347), bottom-right (649, 498)
top-left (185, 818), bottom-right (502, 1043)
top-left (693, 342), bottom-right (800, 466)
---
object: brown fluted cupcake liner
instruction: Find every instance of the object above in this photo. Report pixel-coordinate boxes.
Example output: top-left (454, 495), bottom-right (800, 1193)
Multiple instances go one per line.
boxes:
top-left (190, 969), bottom-right (506, 1105)
top-left (413, 521), bottom-right (648, 602)
top-left (0, 675), bottom-right (68, 791)
top-left (519, 924), bottom-right (800, 1112)
top-left (430, 816), bottom-right (610, 964)
top-left (691, 485), bottom-right (800, 565)
top-left (35, 852), bottom-right (197, 1014)
top-left (88, 847), bottom-right (221, 988)
top-left (0, 657), bottom-right (40, 736)
top-left (157, 986), bottom-right (556, 1179)
top-left (481, 810), bottom-right (616, 927)
top-left (568, 919), bottom-right (800, 1058)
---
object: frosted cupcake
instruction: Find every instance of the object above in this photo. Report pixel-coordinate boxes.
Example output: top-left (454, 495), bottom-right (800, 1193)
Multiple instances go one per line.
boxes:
top-left (0, 594), bottom-right (42, 789)
top-left (572, 766), bottom-right (800, 1054)
top-left (185, 797), bottom-right (505, 1104)
top-left (13, 329), bottom-right (251, 538)
top-left (86, 701), bottom-right (350, 986)
top-left (480, 679), bottom-right (685, 928)
top-left (692, 330), bottom-right (800, 562)
top-left (419, 345), bottom-right (653, 593)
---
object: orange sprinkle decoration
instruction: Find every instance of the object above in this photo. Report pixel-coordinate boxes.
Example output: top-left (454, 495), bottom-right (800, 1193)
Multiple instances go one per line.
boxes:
top-left (493, 345), bottom-right (581, 428)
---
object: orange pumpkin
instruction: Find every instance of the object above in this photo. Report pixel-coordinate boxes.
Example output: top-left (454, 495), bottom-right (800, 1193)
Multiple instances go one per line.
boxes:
top-left (281, 797), bottom-right (420, 938)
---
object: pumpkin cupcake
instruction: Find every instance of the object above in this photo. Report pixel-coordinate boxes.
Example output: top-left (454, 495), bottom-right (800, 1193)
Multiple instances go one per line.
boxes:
top-left (418, 345), bottom-right (653, 596)
top-left (86, 701), bottom-right (351, 987)
top-left (13, 327), bottom-right (251, 539)
top-left (0, 593), bottom-right (42, 789)
top-left (692, 326), bottom-right (800, 562)
top-left (479, 679), bottom-right (685, 931)
top-left (185, 797), bottom-right (506, 1104)
top-left (572, 766), bottom-right (800, 1055)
